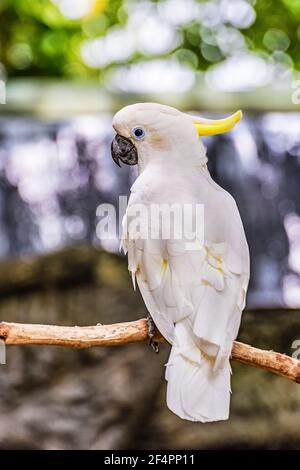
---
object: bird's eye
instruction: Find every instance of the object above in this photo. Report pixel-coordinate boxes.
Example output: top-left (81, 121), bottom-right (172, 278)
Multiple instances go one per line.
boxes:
top-left (132, 127), bottom-right (146, 140)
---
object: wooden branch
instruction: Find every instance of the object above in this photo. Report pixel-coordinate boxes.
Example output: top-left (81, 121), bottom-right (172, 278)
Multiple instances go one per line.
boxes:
top-left (0, 319), bottom-right (300, 384)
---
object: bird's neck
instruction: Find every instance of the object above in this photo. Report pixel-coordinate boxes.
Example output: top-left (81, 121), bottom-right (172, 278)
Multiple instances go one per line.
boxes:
top-left (137, 141), bottom-right (208, 175)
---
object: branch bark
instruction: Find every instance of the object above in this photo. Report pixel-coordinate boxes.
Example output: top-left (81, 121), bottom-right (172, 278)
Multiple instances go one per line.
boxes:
top-left (0, 319), bottom-right (300, 384)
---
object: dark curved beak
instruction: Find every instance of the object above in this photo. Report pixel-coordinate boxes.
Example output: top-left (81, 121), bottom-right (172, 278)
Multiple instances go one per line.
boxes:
top-left (111, 134), bottom-right (138, 167)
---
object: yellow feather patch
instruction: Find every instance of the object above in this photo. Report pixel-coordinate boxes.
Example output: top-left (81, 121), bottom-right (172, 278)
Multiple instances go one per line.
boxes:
top-left (162, 259), bottom-right (168, 273)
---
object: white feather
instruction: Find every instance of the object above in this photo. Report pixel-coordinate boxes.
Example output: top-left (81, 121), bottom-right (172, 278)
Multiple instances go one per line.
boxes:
top-left (114, 103), bottom-right (250, 422)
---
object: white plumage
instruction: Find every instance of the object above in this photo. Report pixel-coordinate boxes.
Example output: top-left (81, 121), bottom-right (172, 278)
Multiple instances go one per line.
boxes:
top-left (112, 103), bottom-right (250, 422)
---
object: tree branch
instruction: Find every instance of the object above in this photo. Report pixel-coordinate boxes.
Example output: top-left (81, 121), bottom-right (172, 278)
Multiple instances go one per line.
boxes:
top-left (0, 319), bottom-right (299, 384)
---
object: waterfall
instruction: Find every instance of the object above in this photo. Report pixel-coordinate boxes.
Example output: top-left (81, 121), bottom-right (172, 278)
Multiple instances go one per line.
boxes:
top-left (0, 112), bottom-right (299, 307)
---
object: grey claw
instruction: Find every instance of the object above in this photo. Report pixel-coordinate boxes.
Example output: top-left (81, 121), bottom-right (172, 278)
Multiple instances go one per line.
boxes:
top-left (150, 338), bottom-right (159, 354)
top-left (147, 314), bottom-right (159, 354)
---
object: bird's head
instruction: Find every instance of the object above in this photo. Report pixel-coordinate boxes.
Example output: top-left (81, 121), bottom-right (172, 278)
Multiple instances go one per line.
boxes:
top-left (111, 102), bottom-right (242, 170)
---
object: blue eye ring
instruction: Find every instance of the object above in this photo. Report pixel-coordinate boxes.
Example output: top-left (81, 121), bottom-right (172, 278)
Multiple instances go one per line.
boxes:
top-left (132, 126), bottom-right (146, 140)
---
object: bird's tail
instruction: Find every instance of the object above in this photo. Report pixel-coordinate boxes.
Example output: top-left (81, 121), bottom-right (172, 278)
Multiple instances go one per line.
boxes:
top-left (165, 320), bottom-right (231, 422)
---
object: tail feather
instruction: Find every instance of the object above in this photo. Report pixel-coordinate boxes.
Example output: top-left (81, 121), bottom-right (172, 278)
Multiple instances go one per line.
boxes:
top-left (165, 321), bottom-right (231, 422)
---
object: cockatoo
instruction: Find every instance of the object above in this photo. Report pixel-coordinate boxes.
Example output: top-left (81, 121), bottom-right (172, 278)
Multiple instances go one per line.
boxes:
top-left (111, 103), bottom-right (249, 422)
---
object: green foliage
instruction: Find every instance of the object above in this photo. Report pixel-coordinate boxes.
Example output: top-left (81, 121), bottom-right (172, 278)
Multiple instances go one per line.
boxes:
top-left (0, 0), bottom-right (299, 79)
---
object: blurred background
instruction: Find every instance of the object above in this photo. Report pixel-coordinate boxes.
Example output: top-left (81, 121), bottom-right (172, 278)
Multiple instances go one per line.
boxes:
top-left (0, 0), bottom-right (300, 450)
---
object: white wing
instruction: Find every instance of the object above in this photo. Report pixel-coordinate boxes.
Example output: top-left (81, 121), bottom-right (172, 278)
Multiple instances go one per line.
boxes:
top-left (122, 167), bottom-right (250, 421)
top-left (122, 188), bottom-right (249, 364)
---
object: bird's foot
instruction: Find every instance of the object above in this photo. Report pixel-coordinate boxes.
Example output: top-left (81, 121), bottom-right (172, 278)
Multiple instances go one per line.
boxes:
top-left (147, 314), bottom-right (159, 354)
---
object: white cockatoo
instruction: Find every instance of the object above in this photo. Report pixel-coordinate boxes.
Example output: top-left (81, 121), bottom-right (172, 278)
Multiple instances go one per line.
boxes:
top-left (111, 103), bottom-right (249, 422)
